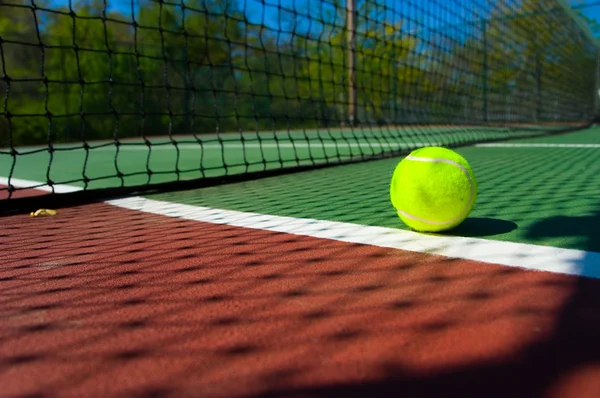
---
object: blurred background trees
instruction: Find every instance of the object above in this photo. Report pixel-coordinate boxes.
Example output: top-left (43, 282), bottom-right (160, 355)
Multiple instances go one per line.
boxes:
top-left (1, 0), bottom-right (598, 146)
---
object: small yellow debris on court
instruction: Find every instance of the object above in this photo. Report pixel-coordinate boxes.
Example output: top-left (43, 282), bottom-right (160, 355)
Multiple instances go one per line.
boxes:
top-left (30, 209), bottom-right (57, 217)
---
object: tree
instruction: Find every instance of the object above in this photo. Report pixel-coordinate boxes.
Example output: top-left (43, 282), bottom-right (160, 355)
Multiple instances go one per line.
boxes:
top-left (422, 0), bottom-right (599, 124)
top-left (0, 0), bottom-right (48, 146)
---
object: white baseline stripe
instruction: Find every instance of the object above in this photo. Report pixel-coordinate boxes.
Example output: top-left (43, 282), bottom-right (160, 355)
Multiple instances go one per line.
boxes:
top-left (0, 177), bottom-right (82, 193)
top-left (476, 143), bottom-right (600, 148)
top-left (100, 142), bottom-right (414, 151)
top-left (107, 196), bottom-right (600, 280)
top-left (7, 142), bottom-right (444, 152)
top-left (12, 142), bottom-right (600, 152)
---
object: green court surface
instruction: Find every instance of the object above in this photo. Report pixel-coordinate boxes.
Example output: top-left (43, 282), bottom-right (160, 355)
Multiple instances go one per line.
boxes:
top-left (0, 125), bottom-right (569, 190)
top-left (3, 127), bottom-right (600, 253)
top-left (143, 127), bottom-right (600, 253)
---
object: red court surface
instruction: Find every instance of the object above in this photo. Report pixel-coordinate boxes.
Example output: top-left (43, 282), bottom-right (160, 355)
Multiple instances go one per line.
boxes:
top-left (0, 185), bottom-right (49, 200)
top-left (2, 202), bottom-right (600, 397)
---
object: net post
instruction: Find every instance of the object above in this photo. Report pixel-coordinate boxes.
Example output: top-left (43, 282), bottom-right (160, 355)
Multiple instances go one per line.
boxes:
top-left (481, 18), bottom-right (488, 123)
top-left (595, 51), bottom-right (600, 122)
top-left (346, 0), bottom-right (356, 126)
top-left (535, 31), bottom-right (542, 123)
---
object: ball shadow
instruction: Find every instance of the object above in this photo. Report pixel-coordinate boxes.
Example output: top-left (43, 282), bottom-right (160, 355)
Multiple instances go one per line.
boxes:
top-left (446, 217), bottom-right (518, 237)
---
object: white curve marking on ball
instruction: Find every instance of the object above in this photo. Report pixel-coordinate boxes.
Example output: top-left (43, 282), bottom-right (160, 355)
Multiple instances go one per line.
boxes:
top-left (396, 155), bottom-right (476, 226)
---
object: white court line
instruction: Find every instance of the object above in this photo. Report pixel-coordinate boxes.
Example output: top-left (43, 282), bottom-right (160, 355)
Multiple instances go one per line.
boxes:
top-left (107, 196), bottom-right (600, 280)
top-left (10, 142), bottom-right (600, 152)
top-left (92, 142), bottom-right (416, 151)
top-left (6, 178), bottom-right (600, 280)
top-left (8, 142), bottom-right (444, 152)
top-left (0, 177), bottom-right (82, 193)
top-left (476, 143), bottom-right (600, 148)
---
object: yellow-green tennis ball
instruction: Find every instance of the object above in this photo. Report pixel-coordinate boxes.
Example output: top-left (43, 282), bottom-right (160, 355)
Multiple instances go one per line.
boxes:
top-left (389, 146), bottom-right (477, 233)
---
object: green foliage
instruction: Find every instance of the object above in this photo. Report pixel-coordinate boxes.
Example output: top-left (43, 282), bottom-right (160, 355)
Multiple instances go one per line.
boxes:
top-left (425, 0), bottom-right (599, 123)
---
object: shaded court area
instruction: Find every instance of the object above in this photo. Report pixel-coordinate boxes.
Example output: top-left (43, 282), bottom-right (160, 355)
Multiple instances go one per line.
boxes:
top-left (2, 200), bottom-right (600, 398)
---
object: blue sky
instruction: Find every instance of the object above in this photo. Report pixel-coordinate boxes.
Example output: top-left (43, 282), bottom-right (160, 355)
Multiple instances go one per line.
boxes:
top-left (572, 0), bottom-right (600, 19)
top-left (43, 0), bottom-right (600, 38)
top-left (42, 0), bottom-right (500, 35)
top-left (571, 0), bottom-right (600, 34)
top-left (45, 0), bottom-right (291, 25)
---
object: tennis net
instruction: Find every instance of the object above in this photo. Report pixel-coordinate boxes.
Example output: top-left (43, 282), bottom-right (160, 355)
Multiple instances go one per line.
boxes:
top-left (1, 0), bottom-right (599, 202)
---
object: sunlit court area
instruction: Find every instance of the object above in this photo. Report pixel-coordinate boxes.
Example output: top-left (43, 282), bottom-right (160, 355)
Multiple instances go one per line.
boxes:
top-left (4, 0), bottom-right (600, 397)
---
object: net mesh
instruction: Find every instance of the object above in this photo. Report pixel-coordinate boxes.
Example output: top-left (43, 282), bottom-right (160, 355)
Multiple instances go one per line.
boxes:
top-left (1, 0), bottom-right (599, 201)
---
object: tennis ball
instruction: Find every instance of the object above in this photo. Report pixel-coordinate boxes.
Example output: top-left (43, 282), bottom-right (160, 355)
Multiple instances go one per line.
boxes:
top-left (389, 146), bottom-right (477, 233)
